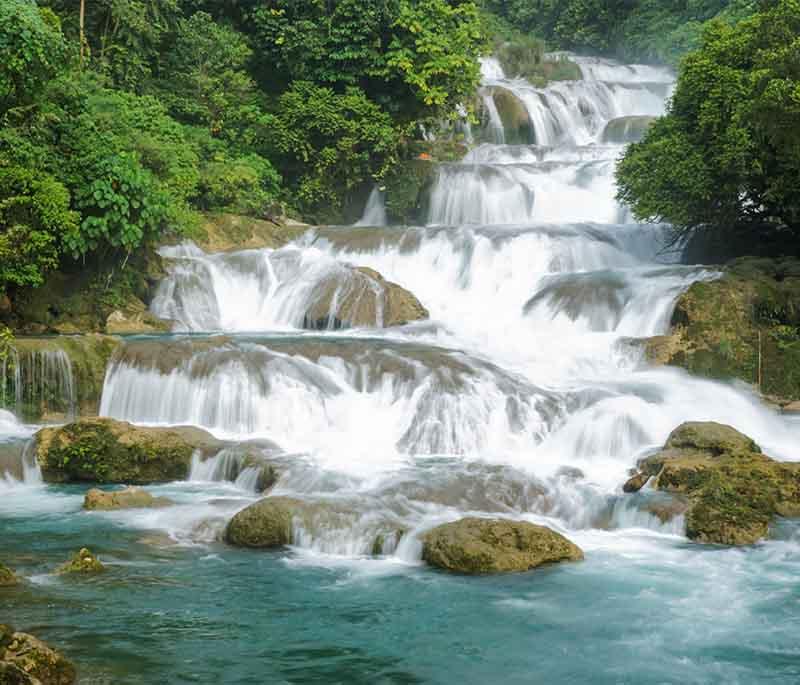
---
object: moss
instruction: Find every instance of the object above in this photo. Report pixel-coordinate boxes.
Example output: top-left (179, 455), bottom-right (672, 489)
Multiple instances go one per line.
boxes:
top-left (422, 518), bottom-right (583, 574)
top-left (57, 547), bottom-right (105, 575)
top-left (225, 497), bottom-right (296, 548)
top-left (0, 564), bottom-right (17, 587)
top-left (645, 259), bottom-right (800, 403)
top-left (0, 627), bottom-right (77, 684)
top-left (189, 212), bottom-right (308, 253)
top-left (626, 422), bottom-right (800, 545)
top-left (36, 418), bottom-right (220, 484)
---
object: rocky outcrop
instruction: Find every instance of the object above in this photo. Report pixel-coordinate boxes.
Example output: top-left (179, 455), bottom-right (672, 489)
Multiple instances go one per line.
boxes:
top-left (602, 115), bottom-right (656, 144)
top-left (83, 486), bottom-right (174, 510)
top-left (1, 624), bottom-right (76, 685)
top-left (105, 302), bottom-right (171, 335)
top-left (303, 267), bottom-right (428, 330)
top-left (2, 336), bottom-right (120, 420)
top-left (225, 497), bottom-right (404, 554)
top-left (0, 564), bottom-right (17, 587)
top-left (623, 422), bottom-right (800, 545)
top-left (483, 86), bottom-right (534, 145)
top-left (421, 518), bottom-right (583, 574)
top-left (192, 213), bottom-right (308, 253)
top-left (57, 548), bottom-right (104, 575)
top-left (35, 418), bottom-right (221, 484)
top-left (644, 258), bottom-right (800, 405)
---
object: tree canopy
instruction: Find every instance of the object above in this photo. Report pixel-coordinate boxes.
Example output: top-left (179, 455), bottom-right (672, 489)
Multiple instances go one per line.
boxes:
top-left (616, 0), bottom-right (800, 242)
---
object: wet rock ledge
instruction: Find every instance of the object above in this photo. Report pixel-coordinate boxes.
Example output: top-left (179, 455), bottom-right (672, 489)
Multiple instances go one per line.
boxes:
top-left (623, 422), bottom-right (800, 545)
top-left (1, 623), bottom-right (76, 685)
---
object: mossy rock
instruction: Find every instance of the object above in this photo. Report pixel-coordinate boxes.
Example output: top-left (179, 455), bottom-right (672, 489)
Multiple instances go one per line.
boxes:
top-left (225, 497), bottom-right (297, 548)
top-left (190, 213), bottom-right (308, 253)
top-left (302, 266), bottom-right (428, 330)
top-left (35, 418), bottom-right (221, 484)
top-left (486, 86), bottom-right (534, 145)
top-left (83, 486), bottom-right (174, 511)
top-left (3, 336), bottom-right (121, 420)
top-left (624, 422), bottom-right (800, 545)
top-left (644, 259), bottom-right (800, 403)
top-left (0, 564), bottom-right (17, 587)
top-left (57, 548), bottom-right (105, 575)
top-left (0, 626), bottom-right (76, 684)
top-left (421, 518), bottom-right (584, 574)
top-left (602, 116), bottom-right (657, 144)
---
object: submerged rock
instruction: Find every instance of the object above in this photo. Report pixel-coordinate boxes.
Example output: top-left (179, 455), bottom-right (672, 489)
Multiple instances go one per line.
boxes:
top-left (57, 548), bottom-right (104, 575)
top-left (302, 266), bottom-right (428, 330)
top-left (35, 418), bottom-right (221, 484)
top-left (0, 624), bottom-right (76, 684)
top-left (623, 422), bottom-right (800, 545)
top-left (0, 564), bottom-right (18, 587)
top-left (421, 518), bottom-right (583, 574)
top-left (83, 486), bottom-right (174, 511)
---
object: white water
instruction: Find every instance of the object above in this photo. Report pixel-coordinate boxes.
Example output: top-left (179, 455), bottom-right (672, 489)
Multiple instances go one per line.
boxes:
top-left (355, 186), bottom-right (388, 227)
top-left (11, 55), bottom-right (800, 558)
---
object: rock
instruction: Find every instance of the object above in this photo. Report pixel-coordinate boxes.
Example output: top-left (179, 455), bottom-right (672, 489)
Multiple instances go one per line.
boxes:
top-left (0, 564), bottom-right (17, 587)
top-left (226, 497), bottom-right (404, 554)
top-left (302, 266), bottom-right (428, 330)
top-left (484, 87), bottom-right (534, 145)
top-left (421, 518), bottom-right (584, 574)
top-left (643, 259), bottom-right (800, 404)
top-left (783, 401), bottom-right (800, 414)
top-left (622, 472), bottom-right (650, 493)
top-left (2, 335), bottom-right (120, 420)
top-left (35, 418), bottom-right (221, 484)
top-left (623, 422), bottom-right (800, 545)
top-left (0, 625), bottom-right (76, 684)
top-left (83, 486), bottom-right (174, 511)
top-left (57, 548), bottom-right (104, 575)
top-left (105, 302), bottom-right (172, 335)
top-left (225, 497), bottom-right (299, 548)
top-left (190, 213), bottom-right (308, 253)
top-left (602, 115), bottom-right (656, 144)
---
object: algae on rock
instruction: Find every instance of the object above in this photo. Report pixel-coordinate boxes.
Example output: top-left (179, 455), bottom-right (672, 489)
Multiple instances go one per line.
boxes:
top-left (35, 418), bottom-right (221, 484)
top-left (623, 422), bottom-right (800, 545)
top-left (57, 548), bottom-right (105, 575)
top-left (1, 624), bottom-right (76, 685)
top-left (83, 486), bottom-right (174, 510)
top-left (422, 517), bottom-right (583, 574)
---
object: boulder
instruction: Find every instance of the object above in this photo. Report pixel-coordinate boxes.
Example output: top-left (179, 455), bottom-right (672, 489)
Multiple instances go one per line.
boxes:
top-left (0, 625), bottom-right (76, 684)
top-left (643, 259), bottom-right (800, 405)
top-left (83, 486), bottom-right (174, 511)
top-left (0, 564), bottom-right (17, 587)
top-left (105, 301), bottom-right (171, 335)
top-left (303, 266), bottom-right (428, 330)
top-left (484, 87), bottom-right (534, 145)
top-left (622, 472), bottom-right (651, 493)
top-left (35, 418), bottom-right (221, 484)
top-left (602, 115), bottom-right (656, 144)
top-left (57, 548), bottom-right (104, 575)
top-left (623, 422), bottom-right (800, 545)
top-left (421, 518), bottom-right (583, 574)
top-left (226, 497), bottom-right (404, 555)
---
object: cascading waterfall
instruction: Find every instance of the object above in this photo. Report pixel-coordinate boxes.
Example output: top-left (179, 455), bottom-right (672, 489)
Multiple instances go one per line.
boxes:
top-left (355, 186), bottom-right (388, 227)
top-left (0, 347), bottom-right (77, 421)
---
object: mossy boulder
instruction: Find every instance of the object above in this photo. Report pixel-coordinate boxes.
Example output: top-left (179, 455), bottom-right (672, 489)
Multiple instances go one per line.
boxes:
top-left (484, 86), bottom-right (534, 145)
top-left (35, 418), bottom-right (221, 484)
top-left (83, 486), bottom-right (174, 511)
top-left (644, 258), bottom-right (800, 404)
top-left (602, 115), bottom-right (657, 144)
top-left (303, 266), bottom-right (428, 330)
top-left (57, 548), bottom-right (104, 575)
top-left (0, 564), bottom-right (17, 587)
top-left (226, 497), bottom-right (404, 555)
top-left (2, 336), bottom-right (120, 421)
top-left (421, 518), bottom-right (583, 574)
top-left (623, 422), bottom-right (800, 545)
top-left (0, 625), bottom-right (76, 684)
top-left (190, 212), bottom-right (308, 253)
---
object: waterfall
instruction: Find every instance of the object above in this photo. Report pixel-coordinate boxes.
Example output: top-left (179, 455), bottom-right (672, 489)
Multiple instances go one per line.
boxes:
top-left (355, 186), bottom-right (388, 226)
top-left (0, 346), bottom-right (77, 421)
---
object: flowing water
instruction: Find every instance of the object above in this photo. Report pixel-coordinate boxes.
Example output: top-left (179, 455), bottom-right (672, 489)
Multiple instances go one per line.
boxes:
top-left (3, 57), bottom-right (800, 684)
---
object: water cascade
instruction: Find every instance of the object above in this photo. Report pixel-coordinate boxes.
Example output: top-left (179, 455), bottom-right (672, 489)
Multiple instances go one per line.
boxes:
top-left (0, 346), bottom-right (77, 421)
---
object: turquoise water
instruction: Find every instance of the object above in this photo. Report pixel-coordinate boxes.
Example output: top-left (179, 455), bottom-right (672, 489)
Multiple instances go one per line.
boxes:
top-left (3, 481), bottom-right (800, 684)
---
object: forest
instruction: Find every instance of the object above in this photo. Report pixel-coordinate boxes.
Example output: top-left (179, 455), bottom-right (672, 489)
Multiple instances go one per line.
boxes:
top-left (1, 0), bottom-right (797, 314)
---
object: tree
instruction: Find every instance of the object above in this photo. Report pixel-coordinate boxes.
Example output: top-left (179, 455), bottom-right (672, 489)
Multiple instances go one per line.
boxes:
top-left (616, 0), bottom-right (800, 242)
top-left (0, 165), bottom-right (79, 293)
top-left (0, 0), bottom-right (67, 115)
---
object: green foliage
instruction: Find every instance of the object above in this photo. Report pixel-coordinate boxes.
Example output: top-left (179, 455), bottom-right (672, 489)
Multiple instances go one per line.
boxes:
top-left (0, 0), bottom-right (67, 114)
top-left (0, 325), bottom-right (13, 363)
top-left (270, 82), bottom-right (400, 222)
top-left (495, 35), bottom-right (581, 86)
top-left (0, 164), bottom-right (79, 292)
top-left (197, 153), bottom-right (282, 215)
top-left (617, 0), bottom-right (800, 240)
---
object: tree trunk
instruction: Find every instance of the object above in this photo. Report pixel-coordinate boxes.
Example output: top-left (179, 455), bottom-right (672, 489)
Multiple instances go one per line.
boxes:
top-left (79, 0), bottom-right (86, 64)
